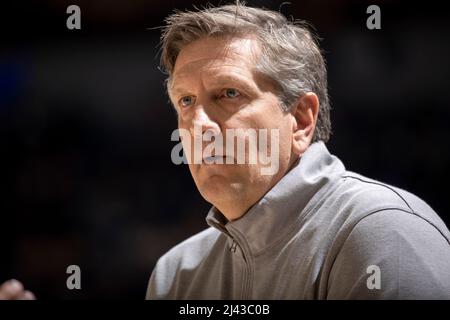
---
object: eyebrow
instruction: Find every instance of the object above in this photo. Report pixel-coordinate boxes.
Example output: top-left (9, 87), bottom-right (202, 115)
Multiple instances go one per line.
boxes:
top-left (169, 73), bottom-right (260, 98)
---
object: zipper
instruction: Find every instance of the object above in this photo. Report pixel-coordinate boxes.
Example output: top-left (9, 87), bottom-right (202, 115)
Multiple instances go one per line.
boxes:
top-left (229, 232), bottom-right (253, 299)
top-left (229, 239), bottom-right (237, 253)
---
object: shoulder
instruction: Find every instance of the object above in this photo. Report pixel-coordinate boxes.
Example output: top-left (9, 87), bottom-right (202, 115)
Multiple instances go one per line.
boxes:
top-left (146, 227), bottom-right (225, 299)
top-left (327, 209), bottom-right (450, 299)
top-left (342, 209), bottom-right (450, 260)
top-left (156, 226), bottom-right (224, 271)
top-left (334, 171), bottom-right (450, 238)
top-left (323, 172), bottom-right (450, 298)
top-left (339, 172), bottom-right (423, 211)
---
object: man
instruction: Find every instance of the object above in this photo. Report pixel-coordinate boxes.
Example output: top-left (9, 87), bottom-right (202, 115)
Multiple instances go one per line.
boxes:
top-left (146, 3), bottom-right (450, 299)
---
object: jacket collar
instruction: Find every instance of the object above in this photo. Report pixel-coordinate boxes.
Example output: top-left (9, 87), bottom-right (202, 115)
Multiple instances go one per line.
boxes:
top-left (206, 141), bottom-right (346, 255)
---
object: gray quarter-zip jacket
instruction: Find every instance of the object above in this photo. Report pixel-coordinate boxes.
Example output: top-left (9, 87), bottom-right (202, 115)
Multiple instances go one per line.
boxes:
top-left (146, 142), bottom-right (450, 299)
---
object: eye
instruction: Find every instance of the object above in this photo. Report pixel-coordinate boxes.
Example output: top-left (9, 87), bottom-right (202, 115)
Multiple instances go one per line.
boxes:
top-left (223, 88), bottom-right (241, 99)
top-left (179, 96), bottom-right (195, 108)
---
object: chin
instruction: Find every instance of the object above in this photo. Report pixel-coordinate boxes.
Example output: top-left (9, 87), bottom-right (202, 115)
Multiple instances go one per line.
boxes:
top-left (198, 178), bottom-right (244, 204)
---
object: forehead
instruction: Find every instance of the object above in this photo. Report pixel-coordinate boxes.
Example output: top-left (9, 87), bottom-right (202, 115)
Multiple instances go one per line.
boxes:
top-left (172, 36), bottom-right (260, 82)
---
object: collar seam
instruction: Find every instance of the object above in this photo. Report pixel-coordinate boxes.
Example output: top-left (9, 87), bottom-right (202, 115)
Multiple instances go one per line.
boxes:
top-left (253, 173), bottom-right (346, 256)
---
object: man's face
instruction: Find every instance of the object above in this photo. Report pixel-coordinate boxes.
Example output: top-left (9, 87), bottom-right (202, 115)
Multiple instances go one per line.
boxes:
top-left (168, 36), bottom-right (298, 220)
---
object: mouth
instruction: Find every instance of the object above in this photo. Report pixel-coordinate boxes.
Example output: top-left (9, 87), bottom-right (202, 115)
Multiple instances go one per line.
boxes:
top-left (202, 155), bottom-right (235, 164)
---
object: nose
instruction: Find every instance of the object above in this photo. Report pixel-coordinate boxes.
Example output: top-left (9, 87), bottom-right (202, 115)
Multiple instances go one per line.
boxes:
top-left (190, 104), bottom-right (221, 139)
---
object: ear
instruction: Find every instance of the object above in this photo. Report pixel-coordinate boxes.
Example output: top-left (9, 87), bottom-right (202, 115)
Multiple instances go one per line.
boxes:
top-left (291, 92), bottom-right (319, 156)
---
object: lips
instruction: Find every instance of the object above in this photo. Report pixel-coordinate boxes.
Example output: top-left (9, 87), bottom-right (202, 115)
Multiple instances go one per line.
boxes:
top-left (202, 155), bottom-right (234, 164)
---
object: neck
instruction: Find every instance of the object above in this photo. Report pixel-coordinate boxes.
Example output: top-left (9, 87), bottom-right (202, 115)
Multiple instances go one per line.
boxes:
top-left (217, 155), bottom-right (301, 221)
top-left (215, 198), bottom-right (253, 222)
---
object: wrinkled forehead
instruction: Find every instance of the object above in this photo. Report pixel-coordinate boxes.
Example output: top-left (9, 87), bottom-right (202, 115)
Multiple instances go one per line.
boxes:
top-left (171, 36), bottom-right (261, 82)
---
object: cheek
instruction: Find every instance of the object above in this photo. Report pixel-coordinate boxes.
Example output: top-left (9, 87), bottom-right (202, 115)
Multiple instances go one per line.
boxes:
top-left (229, 100), bottom-right (291, 151)
top-left (178, 116), bottom-right (188, 129)
top-left (260, 114), bottom-right (293, 163)
top-left (181, 134), bottom-right (199, 165)
top-left (250, 97), bottom-right (285, 127)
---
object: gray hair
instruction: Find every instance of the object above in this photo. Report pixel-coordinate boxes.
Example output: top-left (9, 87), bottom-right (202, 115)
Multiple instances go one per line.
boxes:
top-left (160, 2), bottom-right (332, 143)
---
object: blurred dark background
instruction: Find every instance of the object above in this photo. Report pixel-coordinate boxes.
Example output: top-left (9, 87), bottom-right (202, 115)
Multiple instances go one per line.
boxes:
top-left (0, 0), bottom-right (449, 299)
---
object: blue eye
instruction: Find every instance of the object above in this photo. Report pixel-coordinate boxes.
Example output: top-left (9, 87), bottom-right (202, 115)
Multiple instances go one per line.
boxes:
top-left (179, 96), bottom-right (194, 107)
top-left (224, 88), bottom-right (240, 98)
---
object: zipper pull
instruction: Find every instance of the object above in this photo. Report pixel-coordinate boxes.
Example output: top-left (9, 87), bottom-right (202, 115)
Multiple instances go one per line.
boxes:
top-left (229, 239), bottom-right (237, 253)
